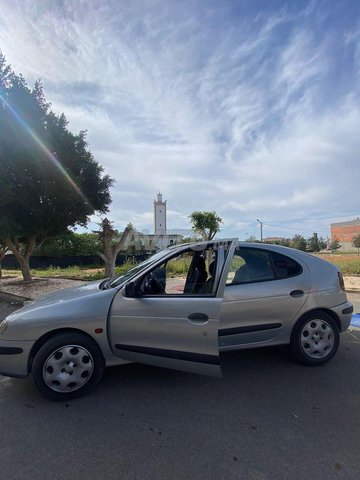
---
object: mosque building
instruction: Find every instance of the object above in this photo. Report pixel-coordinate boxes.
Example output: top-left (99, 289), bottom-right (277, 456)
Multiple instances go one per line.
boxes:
top-left (125, 192), bottom-right (183, 252)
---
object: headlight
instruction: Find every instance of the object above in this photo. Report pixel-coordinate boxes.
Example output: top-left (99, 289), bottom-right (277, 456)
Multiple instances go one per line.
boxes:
top-left (0, 320), bottom-right (8, 334)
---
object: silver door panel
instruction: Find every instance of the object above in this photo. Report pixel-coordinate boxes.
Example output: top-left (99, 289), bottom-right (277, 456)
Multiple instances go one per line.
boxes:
top-left (109, 292), bottom-right (224, 376)
top-left (220, 269), bottom-right (311, 346)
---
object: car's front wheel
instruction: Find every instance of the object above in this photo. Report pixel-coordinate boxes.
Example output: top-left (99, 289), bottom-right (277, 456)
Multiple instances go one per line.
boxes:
top-left (290, 312), bottom-right (340, 366)
top-left (32, 332), bottom-right (105, 401)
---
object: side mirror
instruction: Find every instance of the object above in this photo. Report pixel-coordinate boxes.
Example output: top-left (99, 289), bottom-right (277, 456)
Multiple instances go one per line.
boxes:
top-left (124, 281), bottom-right (140, 298)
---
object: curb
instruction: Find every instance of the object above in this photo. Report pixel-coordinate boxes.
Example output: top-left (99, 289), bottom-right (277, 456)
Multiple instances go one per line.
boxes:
top-left (39, 276), bottom-right (88, 281)
top-left (0, 290), bottom-right (31, 306)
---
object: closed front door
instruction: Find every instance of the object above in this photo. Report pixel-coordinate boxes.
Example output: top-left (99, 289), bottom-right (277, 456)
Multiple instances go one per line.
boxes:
top-left (219, 246), bottom-right (310, 348)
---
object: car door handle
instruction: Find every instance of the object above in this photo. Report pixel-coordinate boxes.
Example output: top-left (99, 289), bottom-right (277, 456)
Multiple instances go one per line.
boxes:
top-left (187, 312), bottom-right (209, 323)
top-left (290, 290), bottom-right (304, 298)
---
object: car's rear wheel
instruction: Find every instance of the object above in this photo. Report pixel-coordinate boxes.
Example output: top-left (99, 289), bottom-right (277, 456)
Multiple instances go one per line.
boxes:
top-left (290, 312), bottom-right (340, 366)
top-left (32, 332), bottom-right (105, 401)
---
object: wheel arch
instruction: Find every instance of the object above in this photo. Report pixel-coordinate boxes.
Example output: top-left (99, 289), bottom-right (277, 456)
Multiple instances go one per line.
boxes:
top-left (293, 308), bottom-right (341, 334)
top-left (27, 328), bottom-right (103, 374)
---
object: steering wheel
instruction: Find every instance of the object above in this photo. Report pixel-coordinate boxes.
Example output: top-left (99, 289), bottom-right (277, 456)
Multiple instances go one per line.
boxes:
top-left (143, 273), bottom-right (165, 294)
top-left (151, 274), bottom-right (165, 294)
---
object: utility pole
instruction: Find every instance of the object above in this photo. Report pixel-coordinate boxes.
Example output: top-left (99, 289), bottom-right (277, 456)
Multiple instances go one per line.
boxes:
top-left (256, 219), bottom-right (263, 242)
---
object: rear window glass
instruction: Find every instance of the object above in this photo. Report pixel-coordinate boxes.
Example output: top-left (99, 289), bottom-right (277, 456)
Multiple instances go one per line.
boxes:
top-left (270, 251), bottom-right (302, 278)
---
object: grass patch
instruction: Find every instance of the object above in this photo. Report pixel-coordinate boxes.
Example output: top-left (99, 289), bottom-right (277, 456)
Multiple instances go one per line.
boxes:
top-left (316, 254), bottom-right (360, 275)
top-left (166, 255), bottom-right (192, 277)
top-left (2, 266), bottom-right (102, 281)
top-left (2, 261), bottom-right (139, 281)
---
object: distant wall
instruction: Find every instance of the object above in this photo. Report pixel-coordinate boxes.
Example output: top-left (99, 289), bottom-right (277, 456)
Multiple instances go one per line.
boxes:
top-left (337, 242), bottom-right (357, 253)
top-left (331, 224), bottom-right (360, 243)
top-left (2, 254), bottom-right (149, 270)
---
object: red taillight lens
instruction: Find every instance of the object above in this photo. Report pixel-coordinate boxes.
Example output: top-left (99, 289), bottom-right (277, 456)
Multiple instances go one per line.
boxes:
top-left (338, 272), bottom-right (345, 291)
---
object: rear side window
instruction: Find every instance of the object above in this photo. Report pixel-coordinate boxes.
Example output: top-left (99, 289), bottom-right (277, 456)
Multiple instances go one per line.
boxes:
top-left (270, 251), bottom-right (302, 278)
top-left (226, 248), bottom-right (303, 286)
top-left (227, 248), bottom-right (275, 285)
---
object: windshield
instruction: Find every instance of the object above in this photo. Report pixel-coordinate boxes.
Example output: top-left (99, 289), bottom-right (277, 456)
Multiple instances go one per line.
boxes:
top-left (107, 249), bottom-right (173, 288)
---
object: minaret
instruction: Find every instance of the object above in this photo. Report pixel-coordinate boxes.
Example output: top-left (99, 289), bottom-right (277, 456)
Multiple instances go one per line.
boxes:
top-left (154, 191), bottom-right (167, 235)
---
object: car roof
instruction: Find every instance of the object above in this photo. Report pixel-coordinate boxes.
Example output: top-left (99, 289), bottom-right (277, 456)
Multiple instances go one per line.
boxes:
top-left (173, 238), bottom-right (238, 249)
top-left (170, 239), bottom-right (332, 268)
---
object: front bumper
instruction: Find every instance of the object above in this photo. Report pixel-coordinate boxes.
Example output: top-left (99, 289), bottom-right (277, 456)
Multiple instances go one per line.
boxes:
top-left (331, 301), bottom-right (353, 332)
top-left (0, 339), bottom-right (34, 378)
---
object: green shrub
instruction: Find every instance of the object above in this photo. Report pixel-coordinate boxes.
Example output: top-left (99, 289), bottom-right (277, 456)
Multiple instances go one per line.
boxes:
top-left (114, 260), bottom-right (139, 276)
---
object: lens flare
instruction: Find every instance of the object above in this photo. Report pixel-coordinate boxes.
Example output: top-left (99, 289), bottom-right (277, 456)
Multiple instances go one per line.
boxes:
top-left (0, 93), bottom-right (90, 206)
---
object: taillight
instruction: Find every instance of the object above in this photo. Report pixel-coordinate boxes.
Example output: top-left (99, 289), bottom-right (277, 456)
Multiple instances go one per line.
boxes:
top-left (338, 272), bottom-right (345, 291)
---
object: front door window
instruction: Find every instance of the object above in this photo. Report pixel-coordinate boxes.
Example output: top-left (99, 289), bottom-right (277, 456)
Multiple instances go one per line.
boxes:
top-left (140, 246), bottom-right (218, 295)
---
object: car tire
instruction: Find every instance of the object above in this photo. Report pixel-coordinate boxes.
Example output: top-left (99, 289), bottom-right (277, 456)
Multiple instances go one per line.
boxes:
top-left (290, 312), bottom-right (340, 366)
top-left (32, 332), bottom-right (105, 401)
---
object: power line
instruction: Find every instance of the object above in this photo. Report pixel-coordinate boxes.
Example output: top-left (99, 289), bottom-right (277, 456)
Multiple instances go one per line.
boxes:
top-left (263, 223), bottom-right (329, 234)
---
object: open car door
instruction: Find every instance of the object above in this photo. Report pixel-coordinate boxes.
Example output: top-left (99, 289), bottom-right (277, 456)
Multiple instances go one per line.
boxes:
top-left (108, 242), bottom-right (233, 377)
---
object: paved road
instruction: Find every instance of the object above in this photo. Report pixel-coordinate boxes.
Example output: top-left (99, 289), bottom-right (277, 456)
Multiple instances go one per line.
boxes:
top-left (1, 300), bottom-right (360, 480)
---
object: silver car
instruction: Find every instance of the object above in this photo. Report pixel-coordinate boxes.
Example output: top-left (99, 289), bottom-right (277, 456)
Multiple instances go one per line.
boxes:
top-left (0, 240), bottom-right (353, 400)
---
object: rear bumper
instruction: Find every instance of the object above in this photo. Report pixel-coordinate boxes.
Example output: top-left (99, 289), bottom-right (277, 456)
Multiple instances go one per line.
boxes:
top-left (331, 301), bottom-right (353, 332)
top-left (0, 339), bottom-right (33, 378)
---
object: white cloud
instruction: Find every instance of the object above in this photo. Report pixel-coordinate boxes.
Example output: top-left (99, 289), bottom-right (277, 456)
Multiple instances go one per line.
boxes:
top-left (1, 0), bottom-right (360, 239)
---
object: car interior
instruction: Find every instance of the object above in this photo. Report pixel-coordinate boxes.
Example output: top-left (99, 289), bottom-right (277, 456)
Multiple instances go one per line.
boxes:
top-left (228, 248), bottom-right (303, 285)
top-left (231, 249), bottom-right (274, 284)
top-left (140, 248), bottom-right (218, 295)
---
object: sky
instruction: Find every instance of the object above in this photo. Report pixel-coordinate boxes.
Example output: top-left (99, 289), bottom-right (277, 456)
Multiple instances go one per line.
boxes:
top-left (1, 0), bottom-right (360, 240)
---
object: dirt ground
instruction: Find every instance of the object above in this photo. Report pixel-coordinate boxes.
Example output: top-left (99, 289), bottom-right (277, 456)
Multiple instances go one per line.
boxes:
top-left (0, 276), bottom-right (85, 300)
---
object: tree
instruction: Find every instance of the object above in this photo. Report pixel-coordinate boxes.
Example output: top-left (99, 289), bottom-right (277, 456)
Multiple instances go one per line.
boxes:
top-left (353, 234), bottom-right (360, 255)
top-left (181, 236), bottom-right (202, 244)
top-left (265, 238), bottom-right (291, 247)
top-left (318, 237), bottom-right (327, 251)
top-left (330, 239), bottom-right (341, 253)
top-left (95, 219), bottom-right (133, 277)
top-left (188, 211), bottom-right (223, 241)
top-left (0, 239), bottom-right (8, 278)
top-left (291, 234), bottom-right (307, 251)
top-left (245, 235), bottom-right (258, 243)
top-left (0, 53), bottom-right (113, 280)
top-left (36, 232), bottom-right (101, 256)
top-left (308, 232), bottom-right (320, 252)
